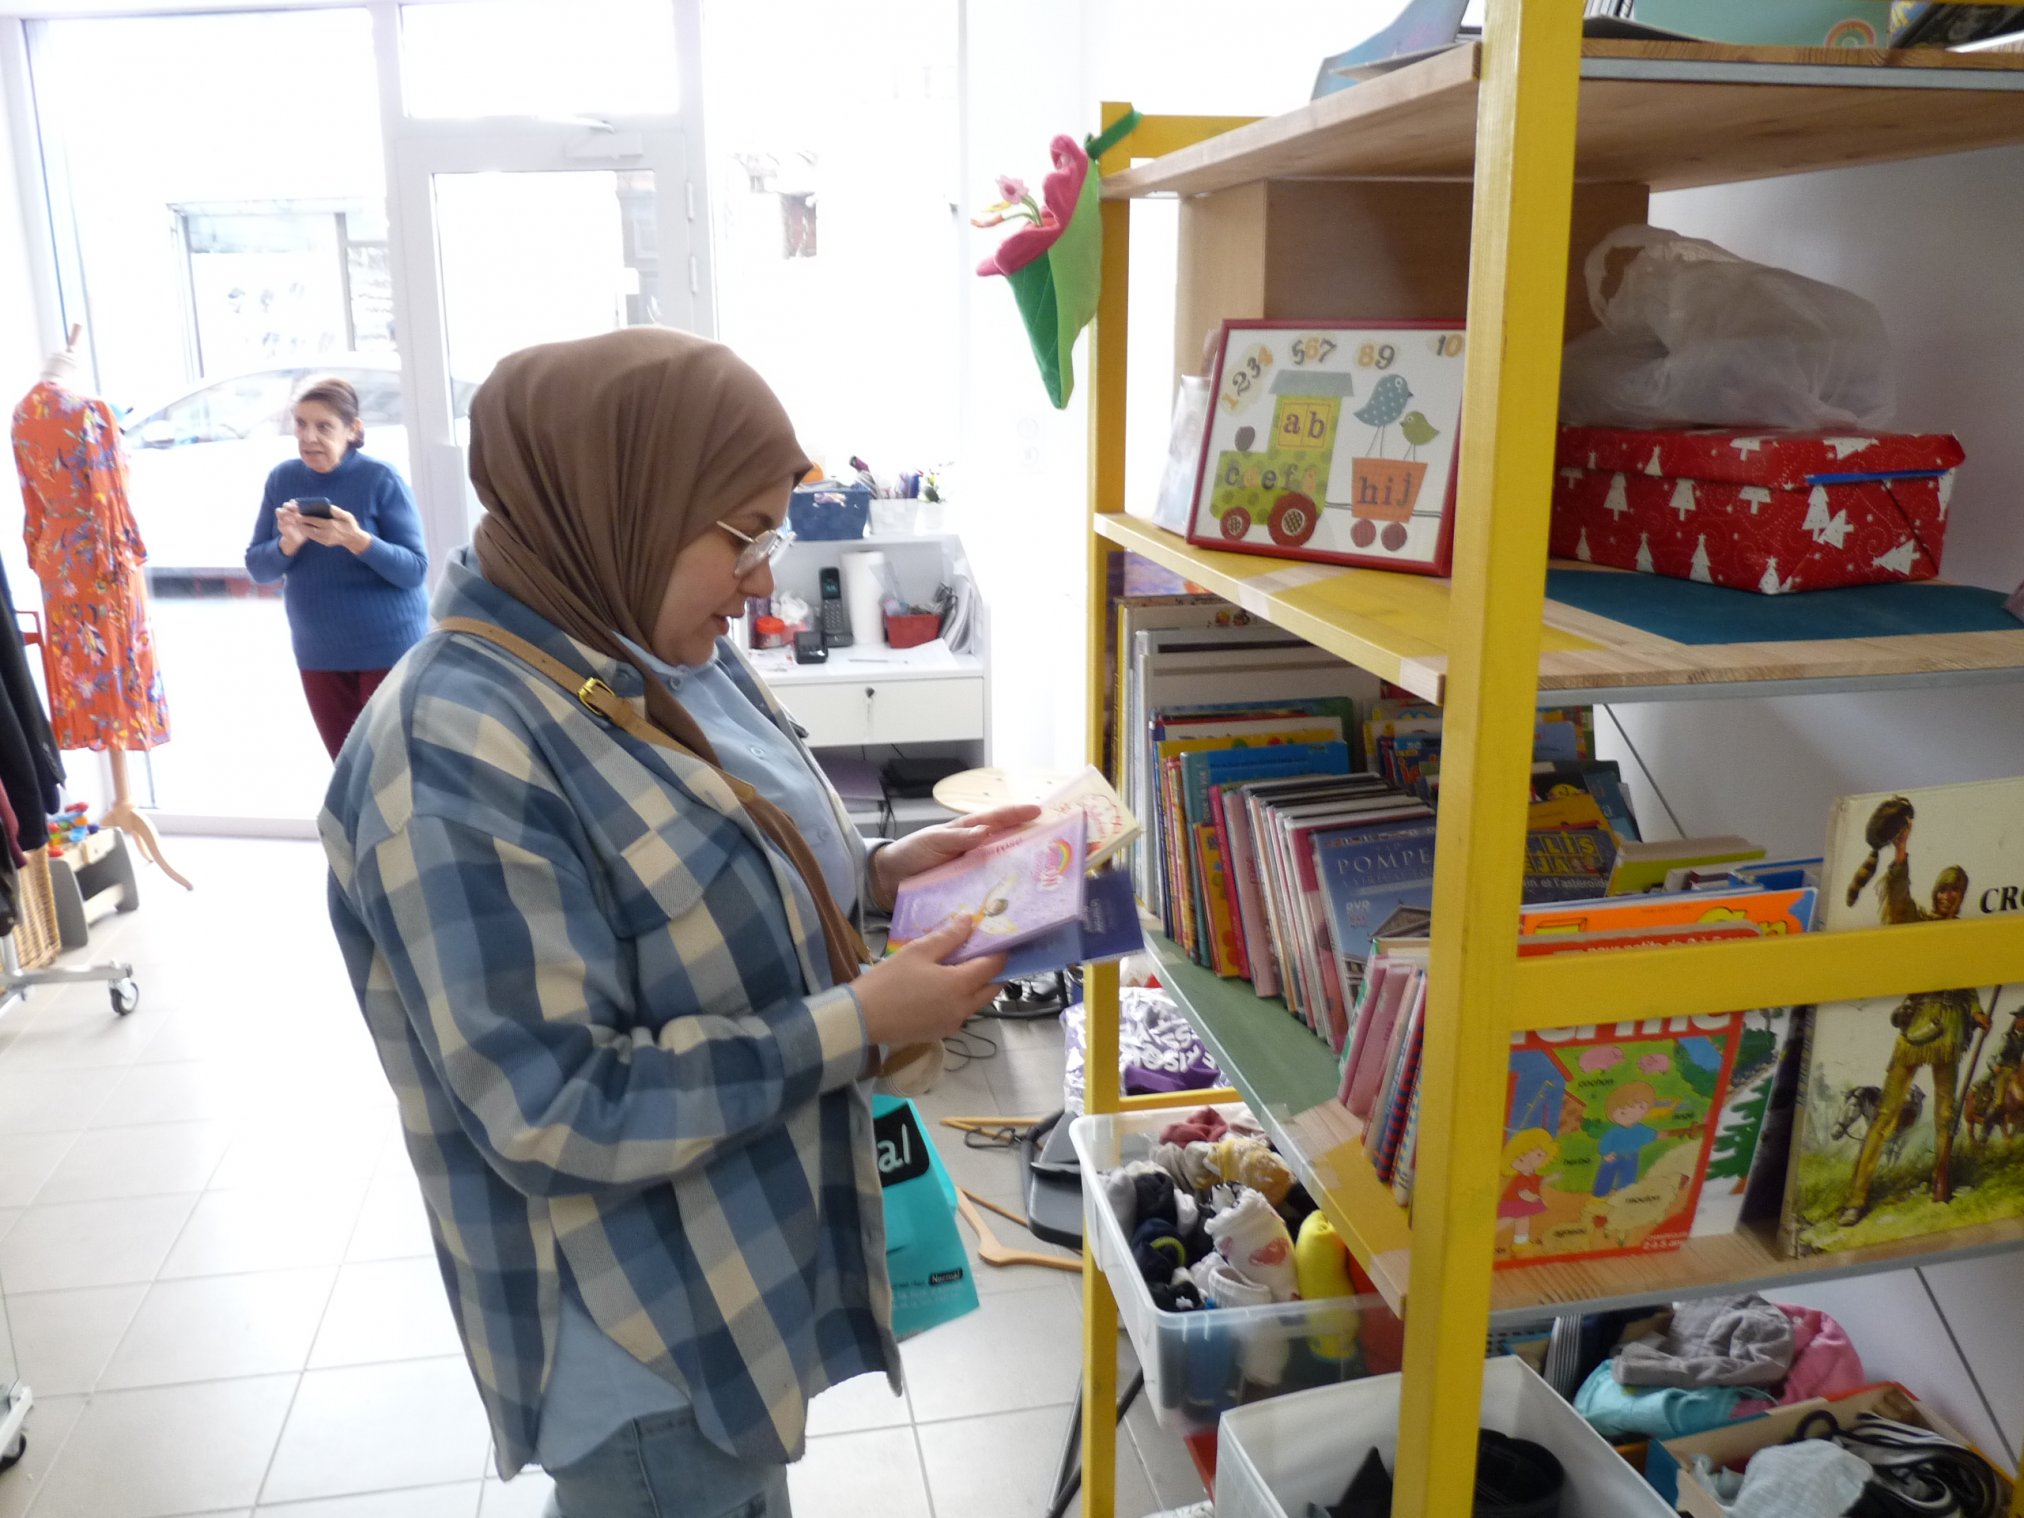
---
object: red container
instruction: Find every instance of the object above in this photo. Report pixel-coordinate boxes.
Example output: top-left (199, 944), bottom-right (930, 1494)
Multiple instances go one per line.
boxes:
top-left (1550, 427), bottom-right (1964, 595)
top-left (884, 611), bottom-right (941, 649)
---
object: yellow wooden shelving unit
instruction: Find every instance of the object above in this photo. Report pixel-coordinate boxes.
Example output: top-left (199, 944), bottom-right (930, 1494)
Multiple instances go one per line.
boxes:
top-left (1075, 11), bottom-right (2024, 1517)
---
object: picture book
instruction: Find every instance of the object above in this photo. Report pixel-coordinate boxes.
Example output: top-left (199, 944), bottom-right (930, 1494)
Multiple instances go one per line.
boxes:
top-left (1607, 836), bottom-right (1766, 896)
top-left (1497, 1011), bottom-right (1742, 1266)
top-left (1345, 954), bottom-right (1425, 1119)
top-left (1178, 741), bottom-right (1352, 960)
top-left (1519, 886), bottom-right (1817, 942)
top-left (1371, 990), bottom-right (1426, 1184)
top-left (996, 867), bottom-right (1142, 980)
top-left (1038, 766), bottom-right (1141, 872)
top-left (1521, 818), bottom-right (1618, 903)
top-left (1259, 794), bottom-right (1425, 1024)
top-left (1781, 778), bottom-right (2024, 1257)
top-left (1316, 823), bottom-right (1438, 1021)
top-left (1229, 776), bottom-right (1391, 996)
top-left (888, 811), bottom-right (1087, 964)
top-left (1531, 760), bottom-right (1642, 843)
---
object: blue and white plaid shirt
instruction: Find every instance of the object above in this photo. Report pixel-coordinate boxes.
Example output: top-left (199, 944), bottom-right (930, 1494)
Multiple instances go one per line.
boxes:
top-left (321, 552), bottom-right (898, 1477)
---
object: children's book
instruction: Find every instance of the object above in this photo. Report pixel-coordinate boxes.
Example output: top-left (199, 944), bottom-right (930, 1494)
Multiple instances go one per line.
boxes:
top-left (888, 812), bottom-right (1087, 964)
top-left (1343, 955), bottom-right (1421, 1118)
top-left (1497, 1009), bottom-right (1742, 1267)
top-left (996, 867), bottom-right (1142, 980)
top-left (1225, 776), bottom-right (1384, 995)
top-left (1531, 760), bottom-right (1642, 843)
top-left (1371, 992), bottom-right (1426, 1184)
top-left (1781, 779), bottom-right (2024, 1258)
top-left (1038, 766), bottom-right (1141, 872)
top-left (1607, 836), bottom-right (1766, 896)
top-left (1519, 886), bottom-right (1817, 942)
top-left (1315, 823), bottom-right (1439, 1021)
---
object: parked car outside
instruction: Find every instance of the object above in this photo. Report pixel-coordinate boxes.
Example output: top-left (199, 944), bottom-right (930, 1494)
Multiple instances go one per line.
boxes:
top-left (118, 356), bottom-right (473, 584)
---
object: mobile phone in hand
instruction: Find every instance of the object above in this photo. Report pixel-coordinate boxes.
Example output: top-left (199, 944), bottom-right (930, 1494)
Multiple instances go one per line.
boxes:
top-left (292, 497), bottom-right (334, 519)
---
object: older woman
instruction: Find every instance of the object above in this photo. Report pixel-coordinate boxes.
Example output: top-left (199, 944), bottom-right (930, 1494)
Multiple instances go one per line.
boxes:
top-left (322, 329), bottom-right (1033, 1517)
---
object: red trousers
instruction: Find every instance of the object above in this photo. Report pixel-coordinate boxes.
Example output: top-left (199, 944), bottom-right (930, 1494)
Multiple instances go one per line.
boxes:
top-left (300, 668), bottom-right (391, 759)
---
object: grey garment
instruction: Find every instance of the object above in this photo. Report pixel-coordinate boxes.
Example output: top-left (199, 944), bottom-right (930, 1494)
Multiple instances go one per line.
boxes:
top-left (1613, 1293), bottom-right (1796, 1389)
top-left (1726, 1439), bottom-right (1873, 1518)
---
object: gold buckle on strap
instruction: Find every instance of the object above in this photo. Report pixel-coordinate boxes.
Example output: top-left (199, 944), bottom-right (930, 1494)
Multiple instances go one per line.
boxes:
top-left (577, 676), bottom-right (613, 714)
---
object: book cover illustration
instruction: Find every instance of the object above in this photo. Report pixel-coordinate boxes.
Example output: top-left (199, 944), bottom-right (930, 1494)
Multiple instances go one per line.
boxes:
top-left (1783, 780), bottom-right (2024, 1256)
top-left (1316, 823), bottom-right (1438, 1019)
top-left (1038, 765), bottom-right (1141, 872)
top-left (887, 812), bottom-right (1087, 965)
top-left (1497, 1013), bottom-right (1740, 1266)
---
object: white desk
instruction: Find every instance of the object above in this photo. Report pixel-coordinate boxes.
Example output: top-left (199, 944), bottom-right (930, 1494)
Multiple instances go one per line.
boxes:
top-left (749, 644), bottom-right (986, 748)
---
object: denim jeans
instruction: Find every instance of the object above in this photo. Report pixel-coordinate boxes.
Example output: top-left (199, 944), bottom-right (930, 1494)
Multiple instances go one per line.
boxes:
top-left (542, 1408), bottom-right (793, 1518)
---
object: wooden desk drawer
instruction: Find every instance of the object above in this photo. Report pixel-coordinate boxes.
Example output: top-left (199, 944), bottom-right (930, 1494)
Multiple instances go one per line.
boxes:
top-left (777, 677), bottom-right (984, 747)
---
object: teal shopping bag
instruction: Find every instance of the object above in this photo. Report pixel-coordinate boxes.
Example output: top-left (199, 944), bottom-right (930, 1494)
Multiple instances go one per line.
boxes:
top-left (873, 1094), bottom-right (979, 1338)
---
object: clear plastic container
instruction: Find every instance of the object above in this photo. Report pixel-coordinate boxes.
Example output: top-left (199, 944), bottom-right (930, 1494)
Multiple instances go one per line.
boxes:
top-left (1070, 1103), bottom-right (1398, 1434)
top-left (1216, 1355), bottom-right (1676, 1518)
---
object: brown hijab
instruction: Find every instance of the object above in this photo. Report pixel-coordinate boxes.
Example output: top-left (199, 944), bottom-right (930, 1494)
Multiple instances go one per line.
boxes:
top-left (469, 328), bottom-right (866, 986)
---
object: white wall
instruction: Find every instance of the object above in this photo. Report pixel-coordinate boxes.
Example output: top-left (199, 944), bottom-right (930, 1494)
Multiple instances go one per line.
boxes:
top-left (1605, 145), bottom-right (2024, 853)
top-left (958, 1), bottom-right (1386, 771)
top-left (1593, 145), bottom-right (2024, 1472)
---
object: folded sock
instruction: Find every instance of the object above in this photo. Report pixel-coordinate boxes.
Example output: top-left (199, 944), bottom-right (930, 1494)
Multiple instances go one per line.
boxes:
top-left (1189, 1253), bottom-right (1275, 1309)
top-left (1205, 1187), bottom-right (1298, 1301)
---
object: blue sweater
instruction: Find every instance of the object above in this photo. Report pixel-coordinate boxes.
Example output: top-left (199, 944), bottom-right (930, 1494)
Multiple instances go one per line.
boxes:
top-left (245, 451), bottom-right (431, 672)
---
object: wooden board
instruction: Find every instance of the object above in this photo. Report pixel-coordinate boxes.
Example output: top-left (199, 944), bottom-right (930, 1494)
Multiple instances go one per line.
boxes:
top-left (1102, 41), bottom-right (2024, 199)
top-left (1173, 179), bottom-right (1646, 377)
top-left (1095, 514), bottom-right (2024, 704)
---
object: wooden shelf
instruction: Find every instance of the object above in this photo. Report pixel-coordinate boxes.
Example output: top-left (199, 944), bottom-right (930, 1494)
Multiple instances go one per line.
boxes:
top-left (1097, 513), bottom-right (2024, 705)
top-left (1145, 931), bottom-right (2024, 1325)
top-left (1101, 40), bottom-right (2024, 200)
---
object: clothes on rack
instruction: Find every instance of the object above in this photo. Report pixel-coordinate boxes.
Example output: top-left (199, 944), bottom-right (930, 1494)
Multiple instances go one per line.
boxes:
top-left (11, 378), bottom-right (172, 753)
top-left (0, 556), bottom-right (63, 858)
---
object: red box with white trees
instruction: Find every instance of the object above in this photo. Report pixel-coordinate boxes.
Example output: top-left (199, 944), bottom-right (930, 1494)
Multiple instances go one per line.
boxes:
top-left (1549, 428), bottom-right (1964, 595)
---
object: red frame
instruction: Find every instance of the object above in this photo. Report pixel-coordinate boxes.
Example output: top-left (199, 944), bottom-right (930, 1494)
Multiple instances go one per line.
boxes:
top-left (1185, 318), bottom-right (1465, 577)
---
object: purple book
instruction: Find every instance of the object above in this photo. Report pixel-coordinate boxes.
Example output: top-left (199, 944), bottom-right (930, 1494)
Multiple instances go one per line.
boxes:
top-left (888, 812), bottom-right (1088, 964)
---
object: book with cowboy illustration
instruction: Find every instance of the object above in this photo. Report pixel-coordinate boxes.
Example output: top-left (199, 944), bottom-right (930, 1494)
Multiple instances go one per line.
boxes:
top-left (886, 811), bottom-right (1088, 965)
top-left (1781, 778), bottom-right (2024, 1257)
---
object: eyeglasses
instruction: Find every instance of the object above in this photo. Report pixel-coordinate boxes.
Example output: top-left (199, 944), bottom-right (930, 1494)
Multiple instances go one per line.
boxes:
top-left (715, 520), bottom-right (795, 577)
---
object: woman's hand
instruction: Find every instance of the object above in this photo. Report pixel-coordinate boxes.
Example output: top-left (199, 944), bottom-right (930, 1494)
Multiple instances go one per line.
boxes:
top-left (276, 504), bottom-right (309, 557)
top-left (853, 918), bottom-right (1004, 1047)
top-left (867, 803), bottom-right (1043, 910)
top-left (299, 505), bottom-right (374, 555)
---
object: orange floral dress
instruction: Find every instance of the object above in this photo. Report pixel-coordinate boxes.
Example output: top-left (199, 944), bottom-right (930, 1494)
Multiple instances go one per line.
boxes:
top-left (10, 381), bottom-right (171, 751)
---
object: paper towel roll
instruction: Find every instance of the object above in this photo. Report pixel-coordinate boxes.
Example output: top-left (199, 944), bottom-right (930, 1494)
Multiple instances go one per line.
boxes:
top-left (842, 550), bottom-right (888, 647)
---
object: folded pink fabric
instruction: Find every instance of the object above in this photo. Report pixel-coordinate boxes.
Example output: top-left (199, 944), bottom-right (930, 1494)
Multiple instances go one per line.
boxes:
top-left (1773, 1305), bottom-right (1866, 1406)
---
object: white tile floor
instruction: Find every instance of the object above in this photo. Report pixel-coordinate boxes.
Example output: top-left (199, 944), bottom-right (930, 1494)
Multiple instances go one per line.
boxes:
top-left (0, 838), bottom-right (1203, 1518)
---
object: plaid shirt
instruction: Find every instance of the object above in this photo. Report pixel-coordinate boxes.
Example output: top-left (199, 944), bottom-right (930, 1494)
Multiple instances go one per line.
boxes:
top-left (321, 554), bottom-right (898, 1477)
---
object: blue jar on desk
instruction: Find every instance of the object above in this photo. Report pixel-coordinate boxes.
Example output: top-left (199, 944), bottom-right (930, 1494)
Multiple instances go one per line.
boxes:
top-left (788, 482), bottom-right (871, 541)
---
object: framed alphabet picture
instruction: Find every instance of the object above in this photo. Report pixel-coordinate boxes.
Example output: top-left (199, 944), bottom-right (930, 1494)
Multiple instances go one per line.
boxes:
top-left (1187, 319), bottom-right (1467, 576)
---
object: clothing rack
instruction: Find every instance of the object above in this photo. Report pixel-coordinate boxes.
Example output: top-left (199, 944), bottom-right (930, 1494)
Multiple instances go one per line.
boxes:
top-left (0, 612), bottom-right (139, 1021)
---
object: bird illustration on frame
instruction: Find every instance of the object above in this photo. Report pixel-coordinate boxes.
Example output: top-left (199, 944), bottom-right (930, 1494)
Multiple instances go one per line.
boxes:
top-left (1356, 373), bottom-right (1414, 453)
top-left (1398, 410), bottom-right (1442, 461)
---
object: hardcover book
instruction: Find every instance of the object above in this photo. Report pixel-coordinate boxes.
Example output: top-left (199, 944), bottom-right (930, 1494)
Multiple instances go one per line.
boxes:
top-left (888, 812), bottom-right (1087, 964)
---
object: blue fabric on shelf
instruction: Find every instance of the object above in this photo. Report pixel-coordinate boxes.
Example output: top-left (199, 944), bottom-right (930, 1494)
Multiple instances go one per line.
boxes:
top-left (1544, 569), bottom-right (2021, 646)
top-left (1573, 1359), bottom-right (1771, 1441)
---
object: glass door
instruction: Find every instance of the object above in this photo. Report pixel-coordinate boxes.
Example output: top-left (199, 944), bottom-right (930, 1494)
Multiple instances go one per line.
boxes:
top-left (391, 127), bottom-right (695, 556)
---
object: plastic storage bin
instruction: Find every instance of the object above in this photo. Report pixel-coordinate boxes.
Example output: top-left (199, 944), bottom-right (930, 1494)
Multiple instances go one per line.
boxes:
top-left (1070, 1103), bottom-right (1396, 1433)
top-left (1216, 1355), bottom-right (1676, 1518)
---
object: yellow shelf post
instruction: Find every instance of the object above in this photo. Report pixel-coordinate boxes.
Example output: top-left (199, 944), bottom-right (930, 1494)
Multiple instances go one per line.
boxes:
top-left (1392, 3), bottom-right (1583, 1515)
top-left (1079, 99), bottom-right (1139, 1518)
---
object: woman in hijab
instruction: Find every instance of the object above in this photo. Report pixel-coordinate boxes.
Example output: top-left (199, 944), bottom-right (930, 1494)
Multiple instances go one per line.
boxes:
top-left (322, 328), bottom-right (1035, 1516)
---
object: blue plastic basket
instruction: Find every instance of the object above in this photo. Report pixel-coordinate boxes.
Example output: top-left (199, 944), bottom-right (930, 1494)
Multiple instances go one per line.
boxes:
top-left (788, 483), bottom-right (871, 541)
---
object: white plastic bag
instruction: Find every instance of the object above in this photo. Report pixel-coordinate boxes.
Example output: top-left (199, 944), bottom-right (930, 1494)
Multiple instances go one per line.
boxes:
top-left (1560, 225), bottom-right (1893, 431)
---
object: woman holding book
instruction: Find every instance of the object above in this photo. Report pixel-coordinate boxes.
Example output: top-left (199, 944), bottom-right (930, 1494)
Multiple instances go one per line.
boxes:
top-left (321, 327), bottom-right (1034, 1518)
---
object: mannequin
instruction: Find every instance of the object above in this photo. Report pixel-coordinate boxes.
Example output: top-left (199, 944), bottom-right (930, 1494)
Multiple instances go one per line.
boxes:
top-left (11, 325), bottom-right (190, 890)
